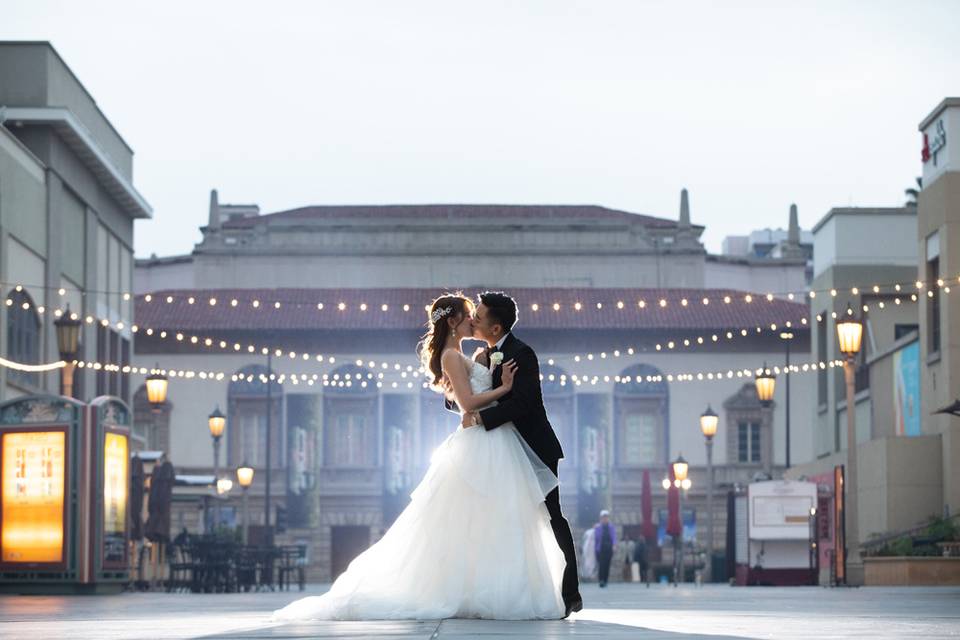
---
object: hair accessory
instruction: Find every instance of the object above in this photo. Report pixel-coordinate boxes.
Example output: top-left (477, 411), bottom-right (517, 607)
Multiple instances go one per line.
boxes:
top-left (430, 306), bottom-right (454, 324)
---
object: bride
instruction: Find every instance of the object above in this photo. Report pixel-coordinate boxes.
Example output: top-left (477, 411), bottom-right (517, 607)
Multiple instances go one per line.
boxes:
top-left (272, 293), bottom-right (566, 621)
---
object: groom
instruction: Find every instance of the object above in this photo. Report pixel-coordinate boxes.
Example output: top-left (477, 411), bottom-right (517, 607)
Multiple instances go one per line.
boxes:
top-left (456, 291), bottom-right (583, 618)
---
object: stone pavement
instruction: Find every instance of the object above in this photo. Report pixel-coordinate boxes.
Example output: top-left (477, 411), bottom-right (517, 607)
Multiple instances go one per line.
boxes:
top-left (1, 582), bottom-right (959, 639)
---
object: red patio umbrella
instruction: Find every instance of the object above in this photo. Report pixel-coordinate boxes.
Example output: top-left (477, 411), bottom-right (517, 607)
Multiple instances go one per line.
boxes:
top-left (666, 466), bottom-right (681, 538)
top-left (641, 469), bottom-right (655, 541)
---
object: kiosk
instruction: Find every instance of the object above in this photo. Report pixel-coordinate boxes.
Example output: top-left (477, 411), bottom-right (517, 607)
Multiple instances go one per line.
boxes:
top-left (0, 394), bottom-right (131, 593)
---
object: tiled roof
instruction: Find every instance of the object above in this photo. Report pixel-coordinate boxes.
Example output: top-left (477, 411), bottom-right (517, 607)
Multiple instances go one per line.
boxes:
top-left (221, 205), bottom-right (687, 229)
top-left (135, 288), bottom-right (808, 332)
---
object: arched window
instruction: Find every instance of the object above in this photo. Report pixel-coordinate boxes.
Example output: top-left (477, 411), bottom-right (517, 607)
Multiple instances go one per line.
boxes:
top-left (324, 364), bottom-right (378, 467)
top-left (723, 383), bottom-right (772, 471)
top-left (5, 290), bottom-right (41, 387)
top-left (613, 364), bottom-right (669, 467)
top-left (227, 364), bottom-right (283, 468)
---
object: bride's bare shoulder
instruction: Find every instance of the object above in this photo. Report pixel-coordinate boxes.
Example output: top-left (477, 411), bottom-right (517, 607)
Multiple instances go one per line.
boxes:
top-left (440, 348), bottom-right (468, 367)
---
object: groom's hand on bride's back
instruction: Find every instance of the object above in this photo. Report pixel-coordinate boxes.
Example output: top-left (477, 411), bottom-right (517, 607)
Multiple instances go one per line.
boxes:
top-left (472, 346), bottom-right (489, 368)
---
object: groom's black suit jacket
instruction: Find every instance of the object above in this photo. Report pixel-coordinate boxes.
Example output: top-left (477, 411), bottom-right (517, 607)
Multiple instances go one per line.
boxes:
top-left (448, 333), bottom-right (564, 465)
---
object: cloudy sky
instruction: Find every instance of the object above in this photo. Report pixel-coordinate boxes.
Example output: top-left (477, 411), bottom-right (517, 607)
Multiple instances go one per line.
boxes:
top-left (4, 1), bottom-right (959, 257)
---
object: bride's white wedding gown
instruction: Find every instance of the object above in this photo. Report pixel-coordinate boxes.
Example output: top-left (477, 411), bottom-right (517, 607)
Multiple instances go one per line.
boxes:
top-left (272, 353), bottom-right (565, 621)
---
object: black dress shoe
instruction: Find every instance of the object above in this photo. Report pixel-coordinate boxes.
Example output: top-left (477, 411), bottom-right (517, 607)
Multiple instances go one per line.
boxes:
top-left (563, 597), bottom-right (583, 618)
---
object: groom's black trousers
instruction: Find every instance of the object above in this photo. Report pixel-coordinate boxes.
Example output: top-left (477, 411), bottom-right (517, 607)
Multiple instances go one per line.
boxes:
top-left (546, 460), bottom-right (580, 603)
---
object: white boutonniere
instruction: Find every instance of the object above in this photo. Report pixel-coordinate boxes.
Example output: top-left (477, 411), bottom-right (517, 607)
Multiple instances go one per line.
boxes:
top-left (489, 351), bottom-right (504, 368)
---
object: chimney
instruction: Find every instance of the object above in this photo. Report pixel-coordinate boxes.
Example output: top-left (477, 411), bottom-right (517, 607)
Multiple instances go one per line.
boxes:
top-left (788, 203), bottom-right (800, 245)
top-left (679, 188), bottom-right (690, 228)
top-left (208, 189), bottom-right (221, 231)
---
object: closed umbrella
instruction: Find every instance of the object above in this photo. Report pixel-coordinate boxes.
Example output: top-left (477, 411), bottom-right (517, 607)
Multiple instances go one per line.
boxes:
top-left (641, 469), bottom-right (655, 542)
top-left (129, 454), bottom-right (145, 541)
top-left (145, 460), bottom-right (175, 543)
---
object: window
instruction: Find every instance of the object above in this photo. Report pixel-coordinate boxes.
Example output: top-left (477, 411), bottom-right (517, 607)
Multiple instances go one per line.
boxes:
top-left (334, 414), bottom-right (367, 467)
top-left (96, 326), bottom-right (130, 399)
top-left (240, 410), bottom-right (267, 466)
top-left (927, 255), bottom-right (941, 356)
top-left (5, 290), bottom-right (41, 387)
top-left (738, 422), bottom-right (761, 463)
top-left (622, 413), bottom-right (659, 465)
top-left (228, 365), bottom-right (283, 468)
top-left (895, 324), bottom-right (919, 341)
top-left (614, 364), bottom-right (669, 467)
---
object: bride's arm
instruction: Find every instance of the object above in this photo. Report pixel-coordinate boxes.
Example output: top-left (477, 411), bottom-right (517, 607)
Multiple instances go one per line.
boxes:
top-left (441, 350), bottom-right (513, 412)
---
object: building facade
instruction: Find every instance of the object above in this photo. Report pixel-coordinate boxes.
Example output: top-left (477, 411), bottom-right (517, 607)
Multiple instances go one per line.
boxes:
top-left (0, 42), bottom-right (150, 405)
top-left (133, 193), bottom-right (813, 581)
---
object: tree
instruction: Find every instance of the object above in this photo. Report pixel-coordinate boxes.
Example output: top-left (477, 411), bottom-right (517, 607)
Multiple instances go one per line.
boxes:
top-left (905, 176), bottom-right (922, 208)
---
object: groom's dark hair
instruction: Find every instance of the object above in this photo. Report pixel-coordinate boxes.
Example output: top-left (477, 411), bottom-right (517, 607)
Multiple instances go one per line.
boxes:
top-left (479, 291), bottom-right (518, 332)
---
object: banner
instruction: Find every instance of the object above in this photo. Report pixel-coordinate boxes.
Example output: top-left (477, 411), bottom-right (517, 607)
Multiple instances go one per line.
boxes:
top-left (893, 341), bottom-right (920, 437)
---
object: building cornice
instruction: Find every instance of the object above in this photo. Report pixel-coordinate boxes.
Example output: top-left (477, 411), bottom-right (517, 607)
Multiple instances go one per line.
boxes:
top-left (0, 106), bottom-right (152, 219)
top-left (918, 97), bottom-right (960, 131)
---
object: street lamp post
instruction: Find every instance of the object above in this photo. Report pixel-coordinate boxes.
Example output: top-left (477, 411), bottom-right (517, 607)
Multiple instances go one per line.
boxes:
top-left (780, 332), bottom-right (795, 468)
top-left (672, 455), bottom-right (690, 584)
top-left (700, 406), bottom-right (718, 583)
top-left (837, 304), bottom-right (864, 584)
top-left (53, 305), bottom-right (82, 398)
top-left (208, 406), bottom-right (226, 533)
top-left (237, 461), bottom-right (254, 544)
top-left (264, 349), bottom-right (273, 545)
top-left (755, 364), bottom-right (776, 475)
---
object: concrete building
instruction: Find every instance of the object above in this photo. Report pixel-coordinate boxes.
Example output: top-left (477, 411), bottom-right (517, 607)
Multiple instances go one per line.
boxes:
top-left (789, 98), bottom-right (960, 586)
top-left (132, 190), bottom-right (814, 581)
top-left (918, 98), bottom-right (960, 525)
top-left (0, 42), bottom-right (150, 405)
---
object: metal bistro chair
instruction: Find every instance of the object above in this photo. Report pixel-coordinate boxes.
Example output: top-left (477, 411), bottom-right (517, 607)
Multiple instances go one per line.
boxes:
top-left (167, 542), bottom-right (200, 593)
top-left (235, 545), bottom-right (259, 592)
top-left (256, 545), bottom-right (280, 592)
top-left (277, 545), bottom-right (308, 592)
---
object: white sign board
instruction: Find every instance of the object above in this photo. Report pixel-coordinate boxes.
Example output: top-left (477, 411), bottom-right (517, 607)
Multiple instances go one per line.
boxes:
top-left (748, 480), bottom-right (816, 540)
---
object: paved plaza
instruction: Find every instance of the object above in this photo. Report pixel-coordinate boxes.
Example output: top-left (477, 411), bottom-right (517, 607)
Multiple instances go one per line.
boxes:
top-left (1, 583), bottom-right (959, 639)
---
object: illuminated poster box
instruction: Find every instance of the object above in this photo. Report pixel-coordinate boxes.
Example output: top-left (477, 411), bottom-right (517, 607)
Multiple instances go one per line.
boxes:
top-left (102, 432), bottom-right (128, 567)
top-left (1, 430), bottom-right (67, 564)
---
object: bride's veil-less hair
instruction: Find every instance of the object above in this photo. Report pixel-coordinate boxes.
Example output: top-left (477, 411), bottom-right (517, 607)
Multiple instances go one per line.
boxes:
top-left (417, 293), bottom-right (474, 394)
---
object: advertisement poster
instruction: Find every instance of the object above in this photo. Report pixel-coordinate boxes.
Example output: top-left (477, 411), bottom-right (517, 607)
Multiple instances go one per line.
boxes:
top-left (893, 341), bottom-right (920, 437)
top-left (656, 507), bottom-right (696, 546)
top-left (1, 431), bottom-right (66, 563)
top-left (103, 432), bottom-right (128, 565)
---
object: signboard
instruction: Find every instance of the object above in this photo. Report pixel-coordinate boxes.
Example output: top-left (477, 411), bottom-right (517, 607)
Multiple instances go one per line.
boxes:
top-left (748, 480), bottom-right (816, 540)
top-left (1, 429), bottom-right (67, 564)
top-left (920, 103), bottom-right (958, 186)
top-left (102, 431), bottom-right (128, 567)
top-left (893, 341), bottom-right (920, 437)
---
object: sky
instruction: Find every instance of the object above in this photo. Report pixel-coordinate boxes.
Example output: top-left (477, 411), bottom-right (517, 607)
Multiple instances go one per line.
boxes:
top-left (3, 0), bottom-right (959, 258)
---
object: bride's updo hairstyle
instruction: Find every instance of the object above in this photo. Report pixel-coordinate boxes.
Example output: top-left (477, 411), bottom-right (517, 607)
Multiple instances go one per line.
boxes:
top-left (418, 293), bottom-right (473, 393)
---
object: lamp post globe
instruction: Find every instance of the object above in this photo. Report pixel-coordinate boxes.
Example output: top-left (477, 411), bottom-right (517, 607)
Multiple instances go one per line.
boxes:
top-left (145, 365), bottom-right (169, 409)
top-left (700, 406), bottom-right (718, 440)
top-left (755, 363), bottom-right (776, 406)
top-left (672, 454), bottom-right (689, 483)
top-left (837, 305), bottom-right (864, 357)
top-left (208, 406), bottom-right (226, 440)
